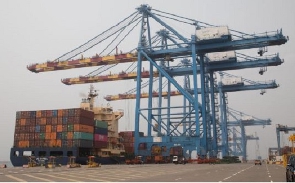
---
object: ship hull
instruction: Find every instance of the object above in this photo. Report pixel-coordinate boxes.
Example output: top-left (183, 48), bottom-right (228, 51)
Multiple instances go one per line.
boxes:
top-left (10, 147), bottom-right (125, 167)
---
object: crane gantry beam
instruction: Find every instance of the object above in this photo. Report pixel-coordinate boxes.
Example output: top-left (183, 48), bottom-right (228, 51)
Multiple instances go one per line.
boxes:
top-left (61, 53), bottom-right (283, 85)
top-left (104, 80), bottom-right (278, 101)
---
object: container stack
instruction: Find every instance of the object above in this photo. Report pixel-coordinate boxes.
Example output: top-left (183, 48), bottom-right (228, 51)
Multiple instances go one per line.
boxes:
top-left (14, 108), bottom-right (95, 148)
top-left (119, 131), bottom-right (144, 153)
top-left (94, 120), bottom-right (108, 148)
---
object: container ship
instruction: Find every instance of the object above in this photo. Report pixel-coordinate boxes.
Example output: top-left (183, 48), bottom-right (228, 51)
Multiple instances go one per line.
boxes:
top-left (10, 85), bottom-right (125, 167)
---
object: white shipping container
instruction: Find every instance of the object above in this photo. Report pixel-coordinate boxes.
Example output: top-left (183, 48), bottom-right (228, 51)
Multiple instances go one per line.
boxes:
top-left (196, 26), bottom-right (230, 42)
top-left (207, 51), bottom-right (236, 62)
top-left (221, 77), bottom-right (243, 86)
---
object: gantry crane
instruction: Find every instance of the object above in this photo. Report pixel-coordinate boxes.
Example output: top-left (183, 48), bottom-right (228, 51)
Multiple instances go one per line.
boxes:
top-left (276, 124), bottom-right (295, 155)
top-left (228, 127), bottom-right (259, 159)
top-left (27, 4), bottom-right (288, 159)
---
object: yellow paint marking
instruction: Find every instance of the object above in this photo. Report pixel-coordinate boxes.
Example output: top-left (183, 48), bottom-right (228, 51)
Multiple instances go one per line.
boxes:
top-left (5, 174), bottom-right (27, 182)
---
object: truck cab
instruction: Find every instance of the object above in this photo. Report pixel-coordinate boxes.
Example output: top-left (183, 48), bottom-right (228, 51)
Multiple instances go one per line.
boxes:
top-left (173, 156), bottom-right (186, 164)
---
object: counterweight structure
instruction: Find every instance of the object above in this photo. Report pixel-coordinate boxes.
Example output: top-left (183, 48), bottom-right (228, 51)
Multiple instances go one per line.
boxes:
top-left (27, 4), bottom-right (288, 158)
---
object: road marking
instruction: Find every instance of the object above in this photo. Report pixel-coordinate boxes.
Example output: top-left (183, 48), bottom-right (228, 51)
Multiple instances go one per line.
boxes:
top-left (23, 174), bottom-right (52, 182)
top-left (5, 174), bottom-right (27, 182)
top-left (38, 173), bottom-right (80, 182)
top-left (53, 171), bottom-right (108, 181)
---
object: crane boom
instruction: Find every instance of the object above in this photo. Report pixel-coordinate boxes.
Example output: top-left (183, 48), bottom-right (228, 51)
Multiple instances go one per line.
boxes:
top-left (27, 53), bottom-right (138, 73)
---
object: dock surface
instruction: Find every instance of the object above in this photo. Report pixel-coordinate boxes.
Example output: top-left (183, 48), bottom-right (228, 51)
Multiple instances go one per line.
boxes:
top-left (0, 162), bottom-right (285, 182)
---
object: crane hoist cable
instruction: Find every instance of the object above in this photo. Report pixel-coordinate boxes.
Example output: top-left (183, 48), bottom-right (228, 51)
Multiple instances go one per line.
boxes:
top-left (98, 14), bottom-right (142, 56)
top-left (54, 11), bottom-right (140, 62)
top-left (83, 18), bottom-right (142, 77)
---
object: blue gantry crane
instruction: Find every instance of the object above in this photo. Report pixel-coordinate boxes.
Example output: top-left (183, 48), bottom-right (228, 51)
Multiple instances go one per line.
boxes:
top-left (226, 107), bottom-right (271, 160)
top-left (27, 4), bottom-right (288, 159)
top-left (276, 124), bottom-right (295, 155)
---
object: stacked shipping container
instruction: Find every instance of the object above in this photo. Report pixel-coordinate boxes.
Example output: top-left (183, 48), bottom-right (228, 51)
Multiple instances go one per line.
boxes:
top-left (119, 131), bottom-right (144, 153)
top-left (94, 120), bottom-right (108, 148)
top-left (14, 108), bottom-right (107, 149)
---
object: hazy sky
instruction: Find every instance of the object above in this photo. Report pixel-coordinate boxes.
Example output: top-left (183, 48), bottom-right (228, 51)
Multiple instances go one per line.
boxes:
top-left (0, 0), bottom-right (294, 161)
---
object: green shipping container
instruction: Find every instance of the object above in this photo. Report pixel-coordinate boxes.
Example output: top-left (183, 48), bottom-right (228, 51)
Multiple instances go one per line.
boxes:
top-left (67, 124), bottom-right (74, 132)
top-left (94, 120), bottom-right (108, 129)
top-left (39, 133), bottom-right (45, 140)
top-left (73, 132), bottom-right (93, 140)
top-left (62, 132), bottom-right (68, 139)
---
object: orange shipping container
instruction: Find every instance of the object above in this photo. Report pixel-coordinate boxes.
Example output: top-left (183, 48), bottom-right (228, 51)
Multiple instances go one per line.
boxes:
top-left (50, 132), bottom-right (56, 139)
top-left (41, 118), bottom-right (46, 125)
top-left (36, 110), bottom-right (42, 118)
top-left (48, 140), bottom-right (56, 147)
top-left (58, 110), bottom-right (63, 117)
top-left (46, 125), bottom-right (52, 133)
top-left (57, 125), bottom-right (63, 132)
top-left (56, 140), bottom-right (62, 147)
top-left (20, 119), bottom-right (26, 126)
top-left (45, 133), bottom-right (51, 140)
top-left (74, 124), bottom-right (94, 133)
top-left (67, 132), bottom-right (73, 139)
top-left (18, 140), bottom-right (29, 148)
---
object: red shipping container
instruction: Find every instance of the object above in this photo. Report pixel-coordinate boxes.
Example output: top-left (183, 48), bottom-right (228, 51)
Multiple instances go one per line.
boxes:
top-left (94, 134), bottom-right (107, 142)
top-left (51, 117), bottom-right (58, 125)
top-left (57, 117), bottom-right (63, 125)
top-left (94, 141), bottom-right (108, 148)
top-left (46, 118), bottom-right (52, 125)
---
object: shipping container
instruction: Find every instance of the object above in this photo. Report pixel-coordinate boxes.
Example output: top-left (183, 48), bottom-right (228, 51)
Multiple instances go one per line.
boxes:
top-left (45, 133), bottom-right (51, 140)
top-left (56, 139), bottom-right (62, 147)
top-left (72, 139), bottom-right (93, 148)
top-left (46, 125), bottom-right (52, 133)
top-left (67, 132), bottom-right (73, 139)
top-left (40, 125), bottom-right (46, 133)
top-left (62, 117), bottom-right (68, 125)
top-left (94, 141), bottom-right (108, 148)
top-left (51, 117), bottom-right (58, 125)
top-left (94, 127), bottom-right (108, 135)
top-left (41, 110), bottom-right (46, 118)
top-left (16, 111), bottom-right (21, 119)
top-left (94, 120), bottom-right (108, 128)
top-left (51, 125), bottom-right (57, 132)
top-left (50, 132), bottom-right (56, 139)
top-left (46, 118), bottom-right (52, 125)
top-left (57, 117), bottom-right (63, 125)
top-left (221, 77), bottom-right (243, 86)
top-left (58, 110), bottom-right (63, 117)
top-left (57, 125), bottom-right (62, 132)
top-left (62, 125), bottom-right (67, 132)
top-left (39, 133), bottom-right (45, 140)
top-left (73, 132), bottom-right (93, 140)
top-left (18, 140), bottom-right (29, 148)
top-left (62, 132), bottom-right (68, 139)
top-left (94, 134), bottom-right (107, 142)
top-left (68, 124), bottom-right (76, 132)
top-left (196, 26), bottom-right (231, 43)
top-left (56, 132), bottom-right (62, 139)
top-left (36, 110), bottom-right (42, 118)
top-left (74, 124), bottom-right (94, 133)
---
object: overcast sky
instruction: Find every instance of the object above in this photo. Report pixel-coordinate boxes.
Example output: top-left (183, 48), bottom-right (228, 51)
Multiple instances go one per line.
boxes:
top-left (0, 0), bottom-right (294, 161)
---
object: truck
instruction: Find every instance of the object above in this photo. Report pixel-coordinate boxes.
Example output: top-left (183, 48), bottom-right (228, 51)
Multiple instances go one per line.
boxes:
top-left (172, 156), bottom-right (187, 164)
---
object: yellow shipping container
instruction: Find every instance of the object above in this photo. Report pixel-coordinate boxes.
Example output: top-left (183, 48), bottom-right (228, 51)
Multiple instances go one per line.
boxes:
top-left (50, 132), bottom-right (56, 139)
